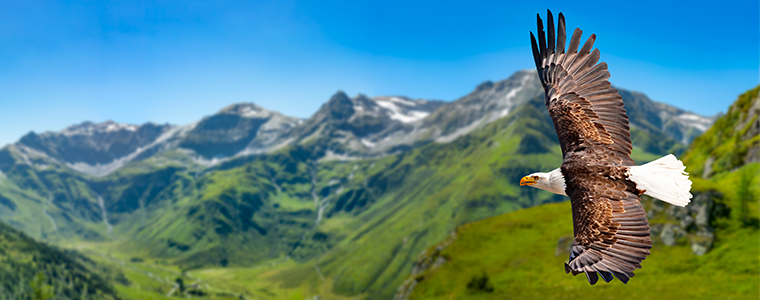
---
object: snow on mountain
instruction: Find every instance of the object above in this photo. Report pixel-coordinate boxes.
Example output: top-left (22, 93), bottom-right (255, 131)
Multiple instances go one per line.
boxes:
top-left (619, 89), bottom-right (718, 145)
top-left (373, 97), bottom-right (433, 123)
top-left (674, 114), bottom-right (710, 131)
top-left (424, 69), bottom-right (544, 143)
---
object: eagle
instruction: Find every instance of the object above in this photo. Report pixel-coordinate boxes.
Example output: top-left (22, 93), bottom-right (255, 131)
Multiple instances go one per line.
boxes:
top-left (519, 10), bottom-right (693, 285)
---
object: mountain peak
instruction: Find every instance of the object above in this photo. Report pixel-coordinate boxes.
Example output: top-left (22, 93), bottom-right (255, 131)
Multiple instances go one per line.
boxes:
top-left (320, 91), bottom-right (355, 121)
top-left (218, 103), bottom-right (273, 118)
top-left (475, 80), bottom-right (494, 92)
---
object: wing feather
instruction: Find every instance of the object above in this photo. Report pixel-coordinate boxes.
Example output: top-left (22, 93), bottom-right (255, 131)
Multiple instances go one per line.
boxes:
top-left (531, 10), bottom-right (634, 166)
top-left (561, 167), bottom-right (652, 285)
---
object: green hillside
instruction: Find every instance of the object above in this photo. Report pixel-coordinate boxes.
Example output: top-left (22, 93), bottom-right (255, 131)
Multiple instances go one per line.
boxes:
top-left (401, 86), bottom-right (760, 299)
top-left (683, 85), bottom-right (760, 178)
top-left (0, 221), bottom-right (121, 300)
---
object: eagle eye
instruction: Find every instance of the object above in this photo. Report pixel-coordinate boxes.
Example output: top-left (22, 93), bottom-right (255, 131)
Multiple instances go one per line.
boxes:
top-left (533, 176), bottom-right (539, 181)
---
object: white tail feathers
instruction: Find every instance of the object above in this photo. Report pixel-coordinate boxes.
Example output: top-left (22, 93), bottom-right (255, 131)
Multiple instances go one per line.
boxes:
top-left (627, 154), bottom-right (693, 207)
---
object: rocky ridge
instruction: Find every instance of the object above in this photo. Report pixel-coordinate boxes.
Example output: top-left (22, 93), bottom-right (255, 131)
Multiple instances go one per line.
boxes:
top-left (1, 71), bottom-right (716, 178)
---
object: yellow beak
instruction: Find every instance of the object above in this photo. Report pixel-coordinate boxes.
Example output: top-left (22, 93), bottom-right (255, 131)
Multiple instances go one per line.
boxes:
top-left (520, 176), bottom-right (536, 186)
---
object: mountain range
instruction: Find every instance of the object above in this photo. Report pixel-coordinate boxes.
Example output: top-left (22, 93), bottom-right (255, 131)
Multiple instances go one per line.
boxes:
top-left (4, 70), bottom-right (713, 178)
top-left (0, 70), bottom-right (719, 299)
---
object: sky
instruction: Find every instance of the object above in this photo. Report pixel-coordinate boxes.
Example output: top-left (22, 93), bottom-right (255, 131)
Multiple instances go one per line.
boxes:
top-left (0, 0), bottom-right (757, 146)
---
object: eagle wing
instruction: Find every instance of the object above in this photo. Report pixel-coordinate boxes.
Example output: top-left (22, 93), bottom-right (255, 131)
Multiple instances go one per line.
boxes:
top-left (530, 10), bottom-right (651, 284)
top-left (530, 10), bottom-right (634, 167)
top-left (562, 168), bottom-right (652, 284)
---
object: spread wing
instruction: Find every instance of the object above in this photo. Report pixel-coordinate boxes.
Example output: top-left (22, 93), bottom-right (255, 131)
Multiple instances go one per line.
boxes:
top-left (530, 10), bottom-right (634, 167)
top-left (531, 10), bottom-right (652, 285)
top-left (562, 169), bottom-right (652, 284)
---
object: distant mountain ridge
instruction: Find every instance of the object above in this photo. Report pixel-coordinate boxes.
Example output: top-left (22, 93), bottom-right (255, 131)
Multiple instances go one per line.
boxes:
top-left (2, 70), bottom-right (715, 178)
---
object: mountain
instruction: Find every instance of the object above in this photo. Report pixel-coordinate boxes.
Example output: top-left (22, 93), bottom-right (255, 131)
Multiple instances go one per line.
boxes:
top-left (396, 85), bottom-right (760, 300)
top-left (286, 92), bottom-right (445, 158)
top-left (620, 89), bottom-right (717, 155)
top-left (178, 103), bottom-right (302, 160)
top-left (13, 121), bottom-right (174, 176)
top-left (0, 70), bottom-right (719, 299)
top-left (3, 104), bottom-right (301, 177)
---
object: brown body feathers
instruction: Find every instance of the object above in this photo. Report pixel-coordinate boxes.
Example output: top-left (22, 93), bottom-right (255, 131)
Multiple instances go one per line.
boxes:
top-left (530, 10), bottom-right (652, 285)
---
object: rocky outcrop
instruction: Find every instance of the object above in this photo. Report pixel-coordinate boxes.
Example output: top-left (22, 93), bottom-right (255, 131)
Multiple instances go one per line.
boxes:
top-left (644, 191), bottom-right (724, 256)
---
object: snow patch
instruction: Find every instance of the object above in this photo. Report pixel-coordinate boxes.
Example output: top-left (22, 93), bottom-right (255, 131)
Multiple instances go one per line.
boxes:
top-left (240, 106), bottom-right (270, 118)
top-left (361, 138), bottom-right (376, 148)
top-left (505, 74), bottom-right (530, 105)
top-left (675, 113), bottom-right (711, 131)
top-left (62, 121), bottom-right (139, 136)
top-left (387, 97), bottom-right (417, 106)
top-left (435, 116), bottom-right (486, 143)
top-left (375, 100), bottom-right (429, 123)
top-left (105, 123), bottom-right (138, 132)
top-left (319, 150), bottom-right (361, 162)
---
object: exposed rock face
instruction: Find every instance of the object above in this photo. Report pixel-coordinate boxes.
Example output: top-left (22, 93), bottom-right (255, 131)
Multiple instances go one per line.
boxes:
top-left (18, 121), bottom-right (173, 166)
top-left (645, 191), bottom-right (723, 256)
top-left (740, 90), bottom-right (760, 165)
top-left (286, 91), bottom-right (446, 158)
top-left (395, 232), bottom-right (457, 300)
top-left (555, 235), bottom-right (573, 257)
top-left (620, 90), bottom-right (717, 145)
top-left (179, 103), bottom-right (300, 159)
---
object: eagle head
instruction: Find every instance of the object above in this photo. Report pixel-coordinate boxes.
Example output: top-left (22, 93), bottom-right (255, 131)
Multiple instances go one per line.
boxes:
top-left (519, 168), bottom-right (567, 196)
top-left (520, 173), bottom-right (544, 187)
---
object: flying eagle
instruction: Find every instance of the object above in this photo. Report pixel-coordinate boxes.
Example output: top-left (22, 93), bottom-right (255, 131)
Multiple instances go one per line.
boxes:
top-left (519, 10), bottom-right (693, 285)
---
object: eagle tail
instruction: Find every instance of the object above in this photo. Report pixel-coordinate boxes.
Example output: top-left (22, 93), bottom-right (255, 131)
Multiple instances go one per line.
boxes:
top-left (627, 154), bottom-right (693, 207)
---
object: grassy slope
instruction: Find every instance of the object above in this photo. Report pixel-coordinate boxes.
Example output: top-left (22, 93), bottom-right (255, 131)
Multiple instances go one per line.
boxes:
top-left (0, 161), bottom-right (110, 242)
top-left (0, 222), bottom-right (121, 300)
top-left (407, 163), bottom-right (759, 300)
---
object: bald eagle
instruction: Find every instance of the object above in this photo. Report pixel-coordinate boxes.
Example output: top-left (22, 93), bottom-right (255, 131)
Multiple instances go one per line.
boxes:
top-left (519, 10), bottom-right (693, 285)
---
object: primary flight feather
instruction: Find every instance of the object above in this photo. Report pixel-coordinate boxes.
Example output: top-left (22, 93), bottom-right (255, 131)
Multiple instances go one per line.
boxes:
top-left (519, 10), bottom-right (693, 285)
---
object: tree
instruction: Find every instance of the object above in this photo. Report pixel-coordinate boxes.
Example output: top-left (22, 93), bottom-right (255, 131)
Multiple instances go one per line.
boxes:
top-left (175, 277), bottom-right (185, 294)
top-left (30, 273), bottom-right (54, 300)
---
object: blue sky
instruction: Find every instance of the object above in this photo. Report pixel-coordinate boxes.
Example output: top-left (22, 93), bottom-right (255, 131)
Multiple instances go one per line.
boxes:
top-left (0, 0), bottom-right (757, 146)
